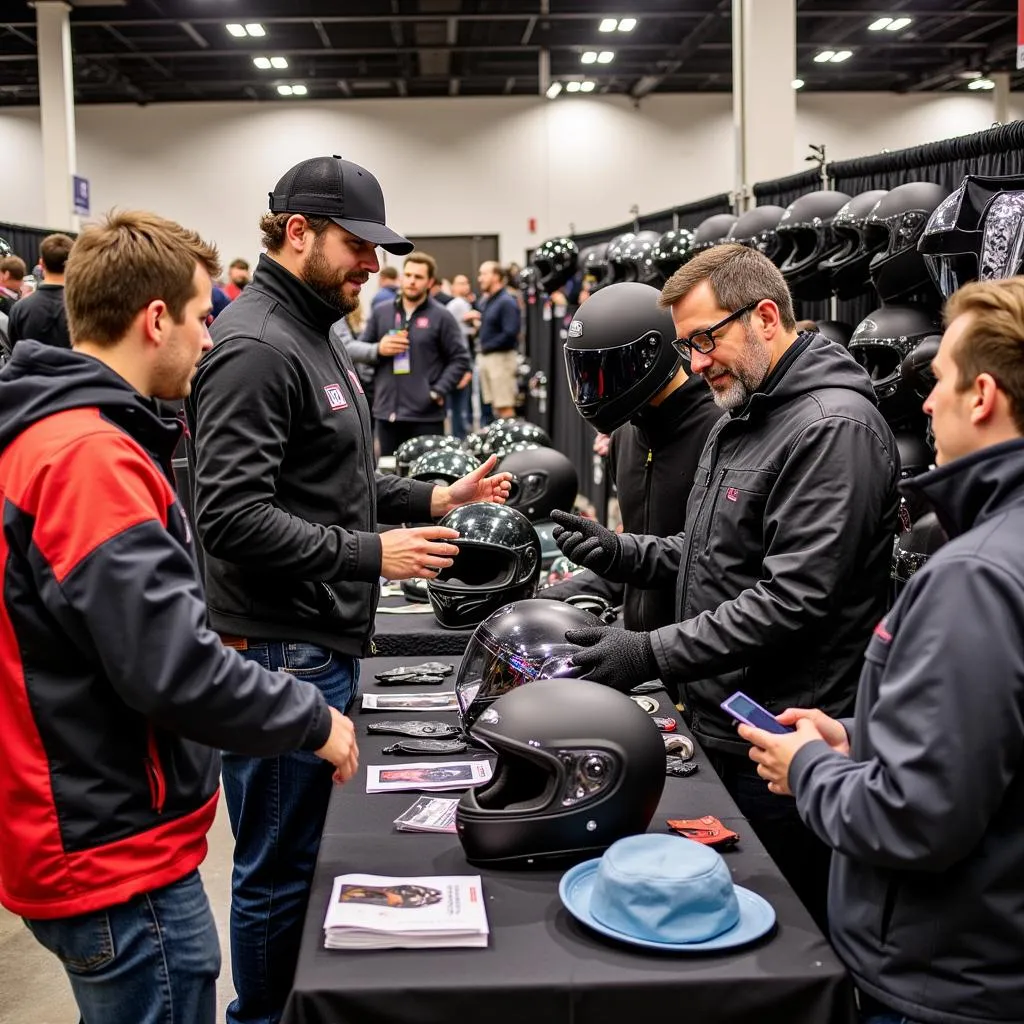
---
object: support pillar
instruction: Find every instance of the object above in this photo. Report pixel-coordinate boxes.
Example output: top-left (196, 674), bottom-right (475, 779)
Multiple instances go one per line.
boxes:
top-left (992, 71), bottom-right (1011, 126)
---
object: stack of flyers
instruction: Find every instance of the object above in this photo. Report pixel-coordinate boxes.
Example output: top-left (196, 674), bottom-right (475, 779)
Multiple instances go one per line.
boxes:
top-left (324, 873), bottom-right (489, 950)
top-left (394, 796), bottom-right (460, 834)
top-left (366, 760), bottom-right (493, 794)
top-left (361, 692), bottom-right (459, 713)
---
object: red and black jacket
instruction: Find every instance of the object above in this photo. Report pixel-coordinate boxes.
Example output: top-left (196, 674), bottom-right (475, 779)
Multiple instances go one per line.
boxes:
top-left (0, 342), bottom-right (332, 920)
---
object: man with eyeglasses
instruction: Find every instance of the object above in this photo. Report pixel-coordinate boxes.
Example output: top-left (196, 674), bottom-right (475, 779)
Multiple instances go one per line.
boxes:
top-left (552, 243), bottom-right (899, 927)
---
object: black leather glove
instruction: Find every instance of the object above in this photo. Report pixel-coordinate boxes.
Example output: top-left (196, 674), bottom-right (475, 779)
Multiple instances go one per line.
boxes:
top-left (551, 510), bottom-right (624, 580)
top-left (565, 626), bottom-right (658, 692)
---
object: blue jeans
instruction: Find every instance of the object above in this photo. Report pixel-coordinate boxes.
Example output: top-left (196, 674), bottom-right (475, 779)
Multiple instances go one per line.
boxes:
top-left (447, 385), bottom-right (471, 439)
top-left (24, 869), bottom-right (219, 1024)
top-left (862, 1014), bottom-right (924, 1024)
top-left (223, 641), bottom-right (357, 1024)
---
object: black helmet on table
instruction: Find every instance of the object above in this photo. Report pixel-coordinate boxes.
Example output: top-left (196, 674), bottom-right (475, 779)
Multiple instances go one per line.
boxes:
top-left (426, 504), bottom-right (541, 630)
top-left (408, 449), bottom-right (480, 486)
top-left (652, 229), bottom-right (696, 281)
top-left (563, 282), bottom-right (681, 435)
top-left (456, 676), bottom-right (665, 867)
top-left (775, 190), bottom-right (852, 301)
top-left (611, 231), bottom-right (661, 285)
top-left (498, 447), bottom-right (578, 522)
top-left (917, 174), bottom-right (1024, 300)
top-left (483, 419), bottom-right (552, 458)
top-left (726, 205), bottom-right (786, 265)
top-left (864, 181), bottom-right (949, 303)
top-left (818, 190), bottom-right (889, 298)
top-left (688, 214), bottom-right (739, 258)
top-left (394, 434), bottom-right (467, 476)
top-left (532, 237), bottom-right (579, 294)
top-left (848, 305), bottom-right (941, 429)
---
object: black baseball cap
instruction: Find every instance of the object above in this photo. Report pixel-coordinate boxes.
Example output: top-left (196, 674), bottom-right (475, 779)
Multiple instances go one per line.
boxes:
top-left (269, 155), bottom-right (413, 255)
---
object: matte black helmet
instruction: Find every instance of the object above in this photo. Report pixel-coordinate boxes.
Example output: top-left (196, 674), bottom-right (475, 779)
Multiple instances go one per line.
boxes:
top-left (498, 447), bottom-right (579, 522)
top-left (563, 282), bottom-right (681, 435)
top-left (580, 244), bottom-right (612, 293)
top-left (865, 181), bottom-right (949, 303)
top-left (611, 231), bottom-right (662, 285)
top-left (726, 205), bottom-right (786, 265)
top-left (395, 434), bottom-right (467, 476)
top-left (532, 237), bottom-right (579, 294)
top-left (917, 174), bottom-right (1024, 299)
top-left (818, 190), bottom-right (890, 298)
top-left (688, 214), bottom-right (739, 258)
top-left (483, 419), bottom-right (553, 458)
top-left (427, 504), bottom-right (541, 630)
top-left (775, 190), bottom-right (852, 301)
top-left (653, 228), bottom-right (696, 281)
top-left (813, 320), bottom-right (853, 349)
top-left (900, 334), bottom-right (940, 400)
top-left (454, 599), bottom-right (601, 729)
top-left (894, 430), bottom-right (934, 480)
top-left (848, 305), bottom-right (941, 429)
top-left (408, 449), bottom-right (480, 486)
top-left (456, 676), bottom-right (666, 867)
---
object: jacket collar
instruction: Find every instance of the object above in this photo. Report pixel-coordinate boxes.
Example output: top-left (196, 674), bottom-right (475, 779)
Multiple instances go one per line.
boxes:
top-left (632, 374), bottom-right (714, 446)
top-left (250, 253), bottom-right (342, 335)
top-left (900, 438), bottom-right (1024, 538)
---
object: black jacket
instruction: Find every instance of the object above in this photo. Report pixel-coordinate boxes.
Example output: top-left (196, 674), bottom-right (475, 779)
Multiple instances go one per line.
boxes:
top-left (544, 374), bottom-right (720, 632)
top-left (187, 255), bottom-right (436, 657)
top-left (0, 342), bottom-right (331, 920)
top-left (615, 333), bottom-right (899, 754)
top-left (477, 289), bottom-right (521, 353)
top-left (348, 297), bottom-right (470, 423)
top-left (8, 284), bottom-right (70, 349)
top-left (791, 439), bottom-right (1024, 1024)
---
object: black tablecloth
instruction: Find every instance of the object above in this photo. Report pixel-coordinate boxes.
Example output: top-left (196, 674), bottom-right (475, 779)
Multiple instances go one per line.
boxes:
top-left (285, 657), bottom-right (855, 1024)
top-left (371, 592), bottom-right (474, 657)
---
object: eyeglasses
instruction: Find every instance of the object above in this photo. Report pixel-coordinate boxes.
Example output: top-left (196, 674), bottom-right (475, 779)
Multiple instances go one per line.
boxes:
top-left (672, 301), bottom-right (761, 360)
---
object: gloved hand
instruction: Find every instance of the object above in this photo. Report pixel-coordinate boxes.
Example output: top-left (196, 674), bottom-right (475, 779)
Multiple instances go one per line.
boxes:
top-left (551, 510), bottom-right (624, 580)
top-left (565, 626), bottom-right (658, 692)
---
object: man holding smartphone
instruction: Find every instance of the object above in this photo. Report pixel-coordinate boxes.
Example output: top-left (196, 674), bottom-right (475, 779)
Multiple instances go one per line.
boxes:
top-left (740, 278), bottom-right (1024, 1024)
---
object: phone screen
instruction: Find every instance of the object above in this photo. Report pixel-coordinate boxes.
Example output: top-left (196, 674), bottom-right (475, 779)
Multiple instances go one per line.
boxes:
top-left (723, 693), bottom-right (794, 734)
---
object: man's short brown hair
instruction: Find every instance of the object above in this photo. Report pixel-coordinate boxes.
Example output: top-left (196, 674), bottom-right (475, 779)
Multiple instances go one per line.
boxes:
top-left (379, 266), bottom-right (399, 283)
top-left (40, 233), bottom-right (74, 275)
top-left (258, 212), bottom-right (333, 253)
top-left (404, 251), bottom-right (437, 281)
top-left (65, 210), bottom-right (220, 346)
top-left (658, 243), bottom-right (797, 331)
top-left (0, 256), bottom-right (26, 282)
top-left (944, 277), bottom-right (1024, 435)
top-left (229, 258), bottom-right (250, 271)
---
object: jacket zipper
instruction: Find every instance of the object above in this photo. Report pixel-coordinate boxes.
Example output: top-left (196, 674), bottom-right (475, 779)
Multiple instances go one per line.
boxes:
top-left (145, 725), bottom-right (167, 814)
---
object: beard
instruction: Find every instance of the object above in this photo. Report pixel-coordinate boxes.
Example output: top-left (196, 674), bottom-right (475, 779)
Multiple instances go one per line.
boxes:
top-left (301, 235), bottom-right (363, 315)
top-left (702, 325), bottom-right (772, 411)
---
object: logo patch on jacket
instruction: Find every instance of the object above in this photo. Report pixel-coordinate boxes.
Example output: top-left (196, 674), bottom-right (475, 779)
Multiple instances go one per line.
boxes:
top-left (415, 316), bottom-right (430, 328)
top-left (873, 619), bottom-right (893, 644)
top-left (324, 384), bottom-right (348, 410)
top-left (726, 487), bottom-right (739, 502)
top-left (347, 370), bottom-right (364, 395)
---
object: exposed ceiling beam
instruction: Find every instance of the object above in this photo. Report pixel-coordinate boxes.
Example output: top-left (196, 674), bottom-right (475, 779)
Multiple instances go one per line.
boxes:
top-left (178, 22), bottom-right (207, 49)
top-left (313, 21), bottom-right (332, 48)
top-left (102, 23), bottom-right (174, 79)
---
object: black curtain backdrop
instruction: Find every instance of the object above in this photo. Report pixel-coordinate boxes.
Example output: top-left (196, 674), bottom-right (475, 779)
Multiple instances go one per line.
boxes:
top-left (751, 168), bottom-right (823, 210)
top-left (674, 193), bottom-right (735, 231)
top-left (0, 221), bottom-right (76, 268)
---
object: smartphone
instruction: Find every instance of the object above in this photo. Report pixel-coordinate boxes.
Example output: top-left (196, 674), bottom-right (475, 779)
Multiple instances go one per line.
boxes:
top-left (720, 691), bottom-right (794, 734)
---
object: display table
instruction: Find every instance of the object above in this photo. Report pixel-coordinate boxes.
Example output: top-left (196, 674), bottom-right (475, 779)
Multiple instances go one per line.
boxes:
top-left (284, 657), bottom-right (855, 1024)
top-left (371, 589), bottom-right (475, 657)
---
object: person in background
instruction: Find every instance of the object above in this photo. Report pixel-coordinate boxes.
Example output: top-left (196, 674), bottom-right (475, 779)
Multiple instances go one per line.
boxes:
top-left (443, 273), bottom-right (475, 438)
top-left (0, 255), bottom-right (26, 316)
top-left (467, 260), bottom-right (521, 421)
top-left (8, 232), bottom-right (73, 349)
top-left (223, 258), bottom-right (251, 302)
top-left (0, 210), bottom-right (358, 1024)
top-left (371, 265), bottom-right (400, 308)
top-left (431, 279), bottom-right (454, 306)
top-left (742, 277), bottom-right (1024, 1024)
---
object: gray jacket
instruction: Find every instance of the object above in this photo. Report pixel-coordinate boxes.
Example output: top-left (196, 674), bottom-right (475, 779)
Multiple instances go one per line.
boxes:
top-left (790, 439), bottom-right (1024, 1024)
top-left (613, 333), bottom-right (899, 753)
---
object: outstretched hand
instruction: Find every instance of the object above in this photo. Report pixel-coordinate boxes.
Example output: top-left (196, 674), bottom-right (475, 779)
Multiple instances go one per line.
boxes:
top-left (431, 454), bottom-right (512, 517)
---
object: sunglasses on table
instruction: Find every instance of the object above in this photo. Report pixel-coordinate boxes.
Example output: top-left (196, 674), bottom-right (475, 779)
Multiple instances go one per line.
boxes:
top-left (671, 300), bottom-right (762, 360)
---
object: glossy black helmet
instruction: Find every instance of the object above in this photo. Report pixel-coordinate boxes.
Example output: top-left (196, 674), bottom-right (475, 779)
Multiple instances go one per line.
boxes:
top-left (563, 282), bottom-right (681, 435)
top-left (427, 504), bottom-right (541, 630)
top-left (408, 449), bottom-right (480, 486)
top-left (775, 190), bottom-right (852, 301)
top-left (688, 214), bottom-right (739, 258)
top-left (813, 320), bottom-right (853, 349)
top-left (532, 237), bottom-right (579, 294)
top-left (611, 231), bottom-right (661, 284)
top-left (394, 434), bottom-right (467, 476)
top-left (917, 174), bottom-right (1024, 299)
top-left (865, 181), bottom-right (949, 303)
top-left (498, 447), bottom-right (578, 522)
top-left (653, 229), bottom-right (696, 281)
top-left (580, 244), bottom-right (611, 293)
top-left (848, 305), bottom-right (941, 429)
top-left (894, 430), bottom-right (934, 480)
top-left (726, 205), bottom-right (786, 265)
top-left (0, 237), bottom-right (11, 259)
top-left (456, 676), bottom-right (666, 867)
top-left (891, 510), bottom-right (945, 601)
top-left (818, 189), bottom-right (890, 298)
top-left (900, 334), bottom-right (940, 401)
top-left (483, 419), bottom-right (553, 458)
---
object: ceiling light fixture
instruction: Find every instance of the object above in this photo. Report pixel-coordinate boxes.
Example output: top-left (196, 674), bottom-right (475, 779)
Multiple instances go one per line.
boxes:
top-left (244, 23), bottom-right (265, 37)
top-left (546, 81), bottom-right (562, 99)
top-left (968, 77), bottom-right (995, 91)
top-left (813, 50), bottom-right (835, 63)
top-left (599, 18), bottom-right (618, 32)
top-left (868, 17), bottom-right (893, 31)
top-left (277, 84), bottom-right (293, 95)
top-left (792, 78), bottom-right (805, 89)
top-left (270, 56), bottom-right (288, 69)
top-left (581, 51), bottom-right (597, 64)
top-left (887, 17), bottom-right (912, 31)
top-left (959, 70), bottom-right (983, 80)
top-left (618, 18), bottom-right (636, 32)
top-left (226, 24), bottom-right (247, 37)
top-left (566, 81), bottom-right (582, 92)
top-left (830, 50), bottom-right (853, 62)
top-left (253, 56), bottom-right (271, 69)
top-left (291, 84), bottom-right (307, 95)
top-left (597, 51), bottom-right (614, 63)
top-left (580, 80), bottom-right (595, 92)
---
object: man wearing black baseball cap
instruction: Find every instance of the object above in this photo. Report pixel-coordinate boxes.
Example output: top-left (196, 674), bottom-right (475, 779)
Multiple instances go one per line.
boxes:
top-left (187, 156), bottom-right (510, 1024)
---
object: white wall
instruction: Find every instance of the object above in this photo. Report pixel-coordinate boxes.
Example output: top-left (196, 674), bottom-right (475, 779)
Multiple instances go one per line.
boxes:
top-left (3, 91), bottom-right (1023, 270)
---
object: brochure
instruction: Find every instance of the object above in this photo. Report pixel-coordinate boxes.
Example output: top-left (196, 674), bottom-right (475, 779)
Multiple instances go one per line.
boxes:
top-left (394, 796), bottom-right (460, 834)
top-left (361, 691), bottom-right (460, 712)
top-left (366, 760), bottom-right (493, 794)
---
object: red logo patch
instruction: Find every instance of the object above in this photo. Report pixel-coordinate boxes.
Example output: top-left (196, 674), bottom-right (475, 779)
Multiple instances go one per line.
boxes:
top-left (726, 487), bottom-right (739, 502)
top-left (415, 316), bottom-right (429, 328)
top-left (347, 370), bottom-right (364, 395)
top-left (323, 384), bottom-right (348, 410)
top-left (873, 620), bottom-right (893, 643)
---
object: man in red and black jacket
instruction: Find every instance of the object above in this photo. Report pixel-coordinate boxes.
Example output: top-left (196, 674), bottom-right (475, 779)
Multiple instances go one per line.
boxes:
top-left (0, 211), bottom-right (359, 1024)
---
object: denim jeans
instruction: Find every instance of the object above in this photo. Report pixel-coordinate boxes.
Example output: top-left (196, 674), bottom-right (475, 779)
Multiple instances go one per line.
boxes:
top-left (223, 641), bottom-right (357, 1024)
top-left (446, 385), bottom-right (471, 439)
top-left (862, 1015), bottom-right (923, 1024)
top-left (24, 869), bottom-right (219, 1024)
